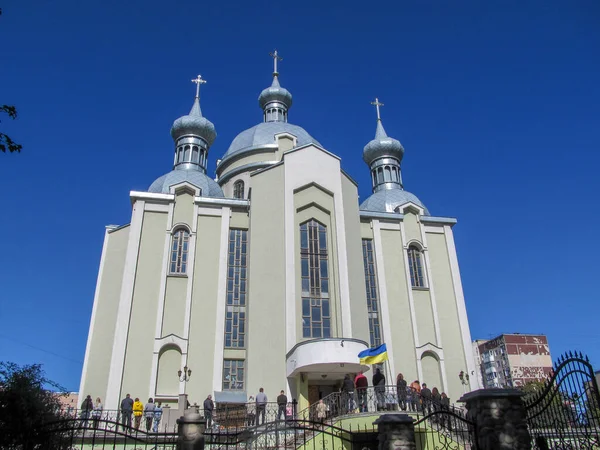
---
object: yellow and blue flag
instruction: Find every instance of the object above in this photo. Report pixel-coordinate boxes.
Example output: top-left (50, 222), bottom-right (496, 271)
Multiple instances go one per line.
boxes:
top-left (358, 344), bottom-right (388, 365)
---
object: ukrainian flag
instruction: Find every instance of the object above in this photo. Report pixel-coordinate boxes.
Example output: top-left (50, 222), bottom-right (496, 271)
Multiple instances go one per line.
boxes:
top-left (358, 344), bottom-right (388, 365)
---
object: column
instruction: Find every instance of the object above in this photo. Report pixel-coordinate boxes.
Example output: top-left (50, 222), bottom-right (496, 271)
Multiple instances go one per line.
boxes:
top-left (460, 389), bottom-right (531, 450)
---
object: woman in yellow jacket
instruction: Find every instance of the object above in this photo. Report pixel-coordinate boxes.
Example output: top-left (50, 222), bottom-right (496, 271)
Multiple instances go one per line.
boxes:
top-left (133, 398), bottom-right (144, 430)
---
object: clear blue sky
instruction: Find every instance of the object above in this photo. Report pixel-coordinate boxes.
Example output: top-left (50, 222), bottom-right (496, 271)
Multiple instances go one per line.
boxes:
top-left (1, 0), bottom-right (599, 391)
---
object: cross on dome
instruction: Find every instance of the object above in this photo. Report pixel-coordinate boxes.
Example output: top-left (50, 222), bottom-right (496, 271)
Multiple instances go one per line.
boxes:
top-left (371, 98), bottom-right (384, 121)
top-left (269, 50), bottom-right (283, 75)
top-left (191, 75), bottom-right (207, 98)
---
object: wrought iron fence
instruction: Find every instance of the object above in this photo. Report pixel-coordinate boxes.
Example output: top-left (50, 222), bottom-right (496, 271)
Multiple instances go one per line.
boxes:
top-left (415, 405), bottom-right (478, 450)
top-left (524, 351), bottom-right (600, 450)
top-left (297, 384), bottom-right (464, 422)
top-left (204, 417), bottom-right (377, 449)
top-left (30, 416), bottom-right (178, 450)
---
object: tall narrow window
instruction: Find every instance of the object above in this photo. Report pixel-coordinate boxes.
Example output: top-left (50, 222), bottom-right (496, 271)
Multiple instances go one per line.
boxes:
top-left (192, 146), bottom-right (199, 163)
top-left (362, 239), bottom-right (382, 347)
top-left (300, 220), bottom-right (330, 339)
top-left (222, 359), bottom-right (245, 390)
top-left (170, 229), bottom-right (190, 274)
top-left (233, 180), bottom-right (245, 199)
top-left (224, 229), bottom-right (247, 348)
top-left (407, 245), bottom-right (426, 288)
top-left (184, 145), bottom-right (190, 162)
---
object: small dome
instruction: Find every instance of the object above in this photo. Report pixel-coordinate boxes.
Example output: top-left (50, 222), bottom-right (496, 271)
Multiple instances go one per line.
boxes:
top-left (360, 189), bottom-right (429, 215)
top-left (258, 76), bottom-right (293, 110)
top-left (363, 120), bottom-right (404, 165)
top-left (170, 98), bottom-right (217, 146)
top-left (223, 122), bottom-right (320, 159)
top-left (149, 168), bottom-right (224, 197)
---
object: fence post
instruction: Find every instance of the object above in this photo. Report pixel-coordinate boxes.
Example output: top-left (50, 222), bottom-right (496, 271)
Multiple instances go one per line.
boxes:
top-left (459, 389), bottom-right (531, 450)
top-left (176, 409), bottom-right (206, 450)
top-left (373, 414), bottom-right (416, 450)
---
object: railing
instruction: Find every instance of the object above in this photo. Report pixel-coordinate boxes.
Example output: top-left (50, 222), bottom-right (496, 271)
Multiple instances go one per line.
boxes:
top-left (54, 408), bottom-right (178, 433)
top-left (297, 384), bottom-right (463, 422)
top-left (212, 401), bottom-right (298, 430)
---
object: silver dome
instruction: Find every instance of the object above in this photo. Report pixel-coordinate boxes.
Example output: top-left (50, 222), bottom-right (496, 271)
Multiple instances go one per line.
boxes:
top-left (258, 76), bottom-right (293, 109)
top-left (223, 122), bottom-right (320, 159)
top-left (170, 98), bottom-right (217, 146)
top-left (360, 188), bottom-right (429, 215)
top-left (149, 168), bottom-right (224, 197)
top-left (363, 120), bottom-right (404, 165)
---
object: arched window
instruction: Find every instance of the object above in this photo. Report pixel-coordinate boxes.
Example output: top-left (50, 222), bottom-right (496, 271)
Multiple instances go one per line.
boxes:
top-left (377, 167), bottom-right (384, 184)
top-left (300, 220), bottom-right (331, 339)
top-left (384, 166), bottom-right (391, 182)
top-left (192, 146), bottom-right (199, 163)
top-left (233, 180), bottom-right (245, 199)
top-left (392, 167), bottom-right (398, 182)
top-left (407, 245), bottom-right (426, 288)
top-left (170, 228), bottom-right (190, 274)
top-left (184, 146), bottom-right (190, 162)
top-left (177, 147), bottom-right (183, 163)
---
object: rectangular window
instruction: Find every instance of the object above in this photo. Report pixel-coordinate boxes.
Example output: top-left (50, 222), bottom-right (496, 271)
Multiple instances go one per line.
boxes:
top-left (362, 239), bottom-right (382, 347)
top-left (222, 359), bottom-right (245, 390)
top-left (300, 220), bottom-right (331, 339)
top-left (224, 229), bottom-right (248, 348)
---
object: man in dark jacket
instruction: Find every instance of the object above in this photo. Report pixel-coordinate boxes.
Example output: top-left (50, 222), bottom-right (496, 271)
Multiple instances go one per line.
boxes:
top-left (120, 394), bottom-right (134, 431)
top-left (372, 369), bottom-right (386, 411)
top-left (203, 395), bottom-right (214, 429)
top-left (79, 395), bottom-right (93, 428)
top-left (420, 383), bottom-right (432, 414)
top-left (341, 374), bottom-right (355, 414)
top-left (277, 390), bottom-right (288, 420)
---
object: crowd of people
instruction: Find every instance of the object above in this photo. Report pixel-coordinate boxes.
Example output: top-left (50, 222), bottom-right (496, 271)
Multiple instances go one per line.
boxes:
top-left (333, 369), bottom-right (451, 418)
top-left (77, 393), bottom-right (164, 433)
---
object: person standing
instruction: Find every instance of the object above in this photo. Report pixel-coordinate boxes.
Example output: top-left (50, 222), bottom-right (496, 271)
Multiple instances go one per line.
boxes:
top-left (120, 394), bottom-right (134, 430)
top-left (92, 397), bottom-right (103, 429)
top-left (440, 393), bottom-right (450, 429)
top-left (133, 398), bottom-right (143, 429)
top-left (420, 383), bottom-right (432, 414)
top-left (277, 390), bottom-right (288, 420)
top-left (246, 396), bottom-right (256, 427)
top-left (316, 399), bottom-right (327, 426)
top-left (396, 373), bottom-right (408, 411)
top-left (372, 368), bottom-right (386, 412)
top-left (341, 374), bottom-right (355, 414)
top-left (409, 380), bottom-right (421, 412)
top-left (144, 398), bottom-right (155, 432)
top-left (354, 372), bottom-right (368, 413)
top-left (153, 402), bottom-right (163, 433)
top-left (255, 388), bottom-right (267, 425)
top-left (203, 395), bottom-right (214, 429)
top-left (79, 395), bottom-right (93, 428)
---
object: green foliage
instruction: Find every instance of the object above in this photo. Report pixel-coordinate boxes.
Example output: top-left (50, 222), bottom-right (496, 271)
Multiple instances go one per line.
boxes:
top-left (0, 362), bottom-right (68, 449)
top-left (1, 8), bottom-right (23, 154)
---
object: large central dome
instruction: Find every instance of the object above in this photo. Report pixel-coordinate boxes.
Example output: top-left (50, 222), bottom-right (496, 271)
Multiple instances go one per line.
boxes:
top-left (223, 122), bottom-right (320, 159)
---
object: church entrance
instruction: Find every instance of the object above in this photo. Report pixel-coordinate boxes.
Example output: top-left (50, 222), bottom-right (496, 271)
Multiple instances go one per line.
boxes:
top-left (307, 381), bottom-right (337, 406)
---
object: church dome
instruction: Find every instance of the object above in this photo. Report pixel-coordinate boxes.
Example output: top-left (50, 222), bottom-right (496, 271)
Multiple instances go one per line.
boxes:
top-left (170, 98), bottom-right (216, 146)
top-left (258, 77), bottom-right (293, 110)
top-left (363, 120), bottom-right (404, 166)
top-left (149, 168), bottom-right (224, 197)
top-left (222, 122), bottom-right (320, 159)
top-left (360, 188), bottom-right (429, 215)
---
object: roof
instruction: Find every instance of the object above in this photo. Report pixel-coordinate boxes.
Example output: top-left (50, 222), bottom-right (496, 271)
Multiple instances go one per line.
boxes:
top-left (222, 122), bottom-right (320, 160)
top-left (359, 188), bottom-right (429, 215)
top-left (148, 168), bottom-right (224, 197)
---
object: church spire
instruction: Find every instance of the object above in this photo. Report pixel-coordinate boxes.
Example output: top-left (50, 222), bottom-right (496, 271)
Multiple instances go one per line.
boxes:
top-left (363, 98), bottom-right (405, 193)
top-left (170, 75), bottom-right (217, 173)
top-left (258, 50), bottom-right (293, 122)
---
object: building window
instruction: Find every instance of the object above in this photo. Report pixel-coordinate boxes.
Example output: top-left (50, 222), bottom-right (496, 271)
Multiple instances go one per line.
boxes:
top-left (192, 146), bottom-right (199, 163)
top-left (225, 229), bottom-right (247, 348)
top-left (362, 239), bottom-right (382, 347)
top-left (407, 245), bottom-right (426, 288)
top-left (170, 229), bottom-right (190, 274)
top-left (222, 359), bottom-right (245, 390)
top-left (300, 220), bottom-right (330, 339)
top-left (233, 180), bottom-right (245, 199)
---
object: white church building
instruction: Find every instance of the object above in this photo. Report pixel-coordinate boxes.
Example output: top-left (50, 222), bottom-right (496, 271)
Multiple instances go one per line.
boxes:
top-left (79, 53), bottom-right (480, 412)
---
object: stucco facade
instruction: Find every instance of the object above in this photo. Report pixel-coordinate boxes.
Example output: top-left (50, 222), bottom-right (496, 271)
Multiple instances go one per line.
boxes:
top-left (79, 66), bottom-right (480, 412)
